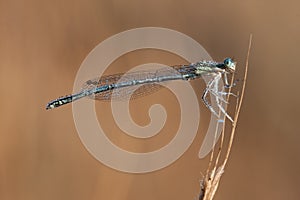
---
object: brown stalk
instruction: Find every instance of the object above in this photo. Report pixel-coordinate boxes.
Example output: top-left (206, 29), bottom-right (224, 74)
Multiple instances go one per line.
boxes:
top-left (199, 34), bottom-right (252, 200)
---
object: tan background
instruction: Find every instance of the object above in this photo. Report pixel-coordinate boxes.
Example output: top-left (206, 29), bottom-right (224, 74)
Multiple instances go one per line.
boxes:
top-left (1, 0), bottom-right (299, 199)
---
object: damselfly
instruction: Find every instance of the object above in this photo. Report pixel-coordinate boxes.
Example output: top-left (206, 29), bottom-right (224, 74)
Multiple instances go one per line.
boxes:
top-left (46, 58), bottom-right (236, 121)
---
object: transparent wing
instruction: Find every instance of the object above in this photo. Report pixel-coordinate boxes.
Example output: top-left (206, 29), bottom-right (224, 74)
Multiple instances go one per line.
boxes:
top-left (81, 64), bottom-right (197, 101)
top-left (81, 71), bottom-right (165, 101)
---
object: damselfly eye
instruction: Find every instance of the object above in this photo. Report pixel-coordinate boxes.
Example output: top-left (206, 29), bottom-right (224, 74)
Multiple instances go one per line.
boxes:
top-left (224, 58), bottom-right (231, 66)
top-left (223, 58), bottom-right (235, 71)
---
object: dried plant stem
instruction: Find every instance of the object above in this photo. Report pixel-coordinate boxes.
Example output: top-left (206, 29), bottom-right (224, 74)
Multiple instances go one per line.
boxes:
top-left (223, 34), bottom-right (252, 167)
top-left (199, 34), bottom-right (252, 200)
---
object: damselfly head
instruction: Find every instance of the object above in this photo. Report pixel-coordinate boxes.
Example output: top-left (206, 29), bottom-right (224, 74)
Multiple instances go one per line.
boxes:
top-left (224, 58), bottom-right (236, 72)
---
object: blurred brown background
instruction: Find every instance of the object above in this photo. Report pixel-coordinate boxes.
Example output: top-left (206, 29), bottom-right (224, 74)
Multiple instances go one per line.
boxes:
top-left (0, 0), bottom-right (299, 199)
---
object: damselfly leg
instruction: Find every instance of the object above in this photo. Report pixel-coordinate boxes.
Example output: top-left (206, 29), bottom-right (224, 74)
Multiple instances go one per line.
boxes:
top-left (201, 72), bottom-right (237, 122)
